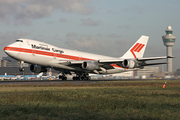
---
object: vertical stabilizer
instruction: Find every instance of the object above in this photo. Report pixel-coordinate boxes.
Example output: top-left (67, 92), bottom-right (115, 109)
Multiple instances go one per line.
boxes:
top-left (37, 72), bottom-right (43, 77)
top-left (121, 35), bottom-right (149, 58)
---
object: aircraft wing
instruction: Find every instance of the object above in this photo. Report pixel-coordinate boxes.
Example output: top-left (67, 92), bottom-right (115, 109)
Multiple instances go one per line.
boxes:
top-left (57, 56), bottom-right (171, 68)
top-left (98, 59), bottom-right (124, 64)
top-left (67, 56), bottom-right (171, 65)
top-left (55, 59), bottom-right (124, 70)
top-left (57, 59), bottom-right (124, 65)
top-left (137, 56), bottom-right (174, 61)
top-left (53, 56), bottom-right (171, 73)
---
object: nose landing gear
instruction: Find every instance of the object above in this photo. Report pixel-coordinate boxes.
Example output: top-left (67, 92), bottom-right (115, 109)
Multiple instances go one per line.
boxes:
top-left (19, 61), bottom-right (25, 72)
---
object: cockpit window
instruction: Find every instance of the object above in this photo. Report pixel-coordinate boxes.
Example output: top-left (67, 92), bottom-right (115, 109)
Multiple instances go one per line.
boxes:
top-left (16, 40), bottom-right (23, 42)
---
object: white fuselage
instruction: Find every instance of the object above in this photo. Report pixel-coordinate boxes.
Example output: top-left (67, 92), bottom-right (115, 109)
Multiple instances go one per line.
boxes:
top-left (4, 39), bottom-right (128, 74)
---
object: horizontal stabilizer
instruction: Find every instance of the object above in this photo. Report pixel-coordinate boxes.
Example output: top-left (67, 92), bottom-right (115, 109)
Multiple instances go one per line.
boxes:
top-left (137, 56), bottom-right (174, 61)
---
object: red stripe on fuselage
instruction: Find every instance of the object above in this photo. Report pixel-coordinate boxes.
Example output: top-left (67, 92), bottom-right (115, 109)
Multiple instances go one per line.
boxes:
top-left (4, 47), bottom-right (93, 61)
top-left (4, 46), bottom-right (126, 69)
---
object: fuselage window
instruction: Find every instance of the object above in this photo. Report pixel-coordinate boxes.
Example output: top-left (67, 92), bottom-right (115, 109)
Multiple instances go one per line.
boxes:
top-left (16, 40), bottom-right (23, 42)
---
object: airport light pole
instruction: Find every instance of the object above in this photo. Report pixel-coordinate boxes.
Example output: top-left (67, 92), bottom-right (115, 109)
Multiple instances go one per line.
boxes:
top-left (162, 26), bottom-right (176, 73)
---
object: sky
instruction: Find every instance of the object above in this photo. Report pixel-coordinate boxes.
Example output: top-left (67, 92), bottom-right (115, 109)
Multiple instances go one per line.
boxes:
top-left (0, 0), bottom-right (179, 72)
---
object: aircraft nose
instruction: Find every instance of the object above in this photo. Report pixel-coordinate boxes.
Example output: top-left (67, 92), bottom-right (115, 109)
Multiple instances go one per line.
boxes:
top-left (4, 46), bottom-right (10, 54)
top-left (4, 45), bottom-right (18, 57)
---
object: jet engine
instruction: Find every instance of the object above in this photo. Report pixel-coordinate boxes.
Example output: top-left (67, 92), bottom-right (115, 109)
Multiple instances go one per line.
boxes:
top-left (82, 61), bottom-right (99, 70)
top-left (122, 59), bottom-right (136, 69)
top-left (30, 64), bottom-right (47, 73)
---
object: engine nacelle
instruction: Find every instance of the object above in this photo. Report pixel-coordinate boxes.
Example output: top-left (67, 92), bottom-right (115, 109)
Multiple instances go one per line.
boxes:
top-left (82, 61), bottom-right (99, 70)
top-left (30, 64), bottom-right (47, 73)
top-left (123, 59), bottom-right (136, 69)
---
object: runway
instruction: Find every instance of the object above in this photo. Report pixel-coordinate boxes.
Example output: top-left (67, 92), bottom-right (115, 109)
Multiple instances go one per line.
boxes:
top-left (0, 79), bottom-right (117, 85)
top-left (0, 79), bottom-right (173, 85)
top-left (0, 80), bottom-right (90, 85)
top-left (0, 79), bottom-right (149, 85)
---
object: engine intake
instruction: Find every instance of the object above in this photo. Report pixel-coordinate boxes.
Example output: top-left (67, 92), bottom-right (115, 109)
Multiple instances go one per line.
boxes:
top-left (123, 59), bottom-right (136, 69)
top-left (82, 61), bottom-right (99, 70)
top-left (30, 64), bottom-right (47, 73)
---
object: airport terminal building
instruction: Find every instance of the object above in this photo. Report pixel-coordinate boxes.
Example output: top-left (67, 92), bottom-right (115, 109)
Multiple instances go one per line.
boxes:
top-left (0, 56), bottom-right (59, 75)
top-left (0, 57), bottom-right (32, 75)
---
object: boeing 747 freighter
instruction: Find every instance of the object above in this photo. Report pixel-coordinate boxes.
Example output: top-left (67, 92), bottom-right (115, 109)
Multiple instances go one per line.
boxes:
top-left (4, 35), bottom-right (171, 80)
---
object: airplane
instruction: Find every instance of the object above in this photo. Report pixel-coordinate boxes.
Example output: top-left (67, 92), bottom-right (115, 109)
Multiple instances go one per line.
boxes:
top-left (4, 35), bottom-right (171, 81)
top-left (0, 74), bottom-right (16, 80)
top-left (16, 72), bottom-right (43, 80)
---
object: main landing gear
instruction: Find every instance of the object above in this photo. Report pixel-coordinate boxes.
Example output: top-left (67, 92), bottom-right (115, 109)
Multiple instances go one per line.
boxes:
top-left (72, 73), bottom-right (91, 81)
top-left (59, 73), bottom-right (67, 81)
top-left (58, 72), bottom-right (91, 81)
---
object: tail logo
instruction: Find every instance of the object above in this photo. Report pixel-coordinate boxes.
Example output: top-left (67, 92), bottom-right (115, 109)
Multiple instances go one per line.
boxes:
top-left (130, 43), bottom-right (145, 58)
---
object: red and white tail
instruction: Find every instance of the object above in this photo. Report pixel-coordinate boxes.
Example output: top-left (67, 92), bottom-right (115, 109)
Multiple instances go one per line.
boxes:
top-left (121, 35), bottom-right (149, 59)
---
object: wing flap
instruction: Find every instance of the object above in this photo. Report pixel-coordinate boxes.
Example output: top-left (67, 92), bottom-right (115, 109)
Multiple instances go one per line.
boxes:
top-left (98, 59), bottom-right (124, 63)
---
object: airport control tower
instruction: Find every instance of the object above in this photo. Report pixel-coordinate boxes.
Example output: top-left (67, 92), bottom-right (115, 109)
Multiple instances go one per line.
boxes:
top-left (162, 26), bottom-right (176, 73)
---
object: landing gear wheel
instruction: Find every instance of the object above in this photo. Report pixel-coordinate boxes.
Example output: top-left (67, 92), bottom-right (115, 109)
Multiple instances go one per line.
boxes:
top-left (59, 75), bottom-right (62, 79)
top-left (73, 77), bottom-right (79, 81)
top-left (73, 73), bottom-right (91, 81)
top-left (62, 77), bottom-right (67, 81)
top-left (59, 75), bottom-right (67, 81)
top-left (73, 77), bottom-right (77, 81)
top-left (80, 77), bottom-right (84, 81)
top-left (19, 67), bottom-right (25, 72)
top-left (87, 76), bottom-right (91, 80)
